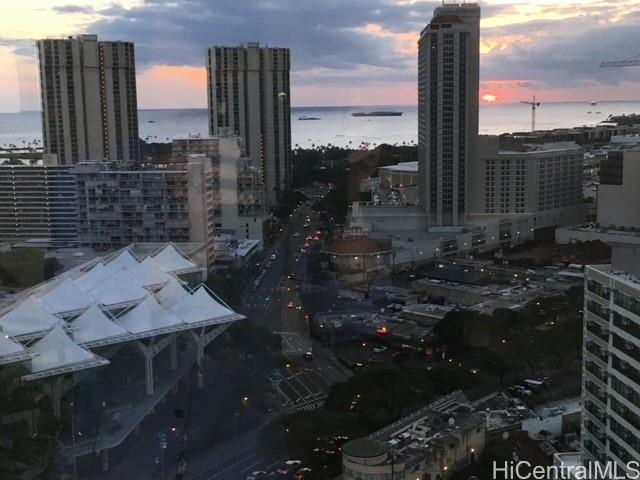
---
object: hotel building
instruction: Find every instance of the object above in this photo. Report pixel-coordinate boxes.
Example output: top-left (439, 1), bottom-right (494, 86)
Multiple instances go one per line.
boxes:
top-left (206, 42), bottom-right (291, 206)
top-left (418, 2), bottom-right (481, 227)
top-left (468, 136), bottom-right (584, 229)
top-left (37, 34), bottom-right (139, 164)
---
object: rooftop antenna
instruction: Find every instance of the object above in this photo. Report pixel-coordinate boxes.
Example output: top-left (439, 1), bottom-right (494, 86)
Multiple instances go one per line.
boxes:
top-left (520, 96), bottom-right (541, 132)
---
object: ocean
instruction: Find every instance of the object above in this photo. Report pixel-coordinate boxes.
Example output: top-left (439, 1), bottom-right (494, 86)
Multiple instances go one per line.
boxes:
top-left (1, 101), bottom-right (639, 150)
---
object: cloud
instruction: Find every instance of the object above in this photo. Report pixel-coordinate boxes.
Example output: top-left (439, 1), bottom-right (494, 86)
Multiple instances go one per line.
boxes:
top-left (89, 0), bottom-right (438, 76)
top-left (481, 21), bottom-right (640, 88)
top-left (52, 4), bottom-right (96, 14)
top-left (2, 0), bottom-right (639, 109)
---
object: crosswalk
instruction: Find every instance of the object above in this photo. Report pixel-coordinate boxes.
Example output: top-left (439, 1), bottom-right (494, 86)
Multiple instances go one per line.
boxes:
top-left (284, 397), bottom-right (326, 413)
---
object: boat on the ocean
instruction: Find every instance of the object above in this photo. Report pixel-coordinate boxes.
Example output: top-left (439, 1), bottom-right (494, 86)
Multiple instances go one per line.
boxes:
top-left (148, 120), bottom-right (156, 123)
top-left (298, 116), bottom-right (321, 121)
top-left (351, 111), bottom-right (402, 117)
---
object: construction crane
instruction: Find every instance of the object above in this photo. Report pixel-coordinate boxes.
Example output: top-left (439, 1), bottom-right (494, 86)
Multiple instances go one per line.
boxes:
top-left (600, 54), bottom-right (640, 68)
top-left (520, 96), bottom-right (541, 132)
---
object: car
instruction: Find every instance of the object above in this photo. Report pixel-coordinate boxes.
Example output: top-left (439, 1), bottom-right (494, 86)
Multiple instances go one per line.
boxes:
top-left (246, 471), bottom-right (267, 480)
top-left (304, 243), bottom-right (310, 248)
top-left (293, 232), bottom-right (300, 237)
top-left (270, 254), bottom-right (277, 260)
top-left (294, 467), bottom-right (312, 479)
top-left (315, 230), bottom-right (322, 235)
top-left (303, 351), bottom-right (313, 360)
top-left (288, 273), bottom-right (296, 280)
top-left (277, 460), bottom-right (302, 475)
top-left (287, 302), bottom-right (295, 309)
top-left (373, 346), bottom-right (388, 353)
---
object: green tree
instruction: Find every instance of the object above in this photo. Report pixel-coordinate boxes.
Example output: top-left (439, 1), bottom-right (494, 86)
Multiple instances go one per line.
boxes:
top-left (43, 257), bottom-right (63, 280)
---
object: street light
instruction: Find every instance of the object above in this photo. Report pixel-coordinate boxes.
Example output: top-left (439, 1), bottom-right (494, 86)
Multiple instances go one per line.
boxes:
top-left (158, 432), bottom-right (168, 480)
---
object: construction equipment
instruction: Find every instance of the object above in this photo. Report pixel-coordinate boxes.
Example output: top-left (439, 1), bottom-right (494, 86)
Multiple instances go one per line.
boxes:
top-left (600, 54), bottom-right (640, 68)
top-left (520, 96), bottom-right (541, 132)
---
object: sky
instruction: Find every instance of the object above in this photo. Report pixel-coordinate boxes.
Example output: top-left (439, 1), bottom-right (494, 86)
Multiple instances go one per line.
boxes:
top-left (1, 0), bottom-right (639, 111)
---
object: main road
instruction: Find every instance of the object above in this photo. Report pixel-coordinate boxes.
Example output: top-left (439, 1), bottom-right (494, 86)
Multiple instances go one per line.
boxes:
top-left (192, 191), bottom-right (350, 479)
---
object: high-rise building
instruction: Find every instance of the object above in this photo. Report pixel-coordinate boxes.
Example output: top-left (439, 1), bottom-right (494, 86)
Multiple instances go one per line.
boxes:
top-left (418, 2), bottom-right (480, 227)
top-left (37, 34), bottom-right (139, 164)
top-left (172, 136), bottom-right (265, 240)
top-left (582, 244), bottom-right (640, 466)
top-left (206, 42), bottom-right (291, 206)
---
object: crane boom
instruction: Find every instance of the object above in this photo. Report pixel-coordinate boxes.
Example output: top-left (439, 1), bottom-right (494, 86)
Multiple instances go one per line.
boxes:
top-left (600, 54), bottom-right (640, 68)
top-left (520, 95), bottom-right (541, 132)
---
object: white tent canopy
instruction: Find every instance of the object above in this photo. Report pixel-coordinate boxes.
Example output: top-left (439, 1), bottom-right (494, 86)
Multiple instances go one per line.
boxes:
top-left (129, 257), bottom-right (172, 288)
top-left (0, 295), bottom-right (60, 336)
top-left (72, 304), bottom-right (128, 344)
top-left (30, 325), bottom-right (100, 373)
top-left (89, 269), bottom-right (149, 306)
top-left (153, 245), bottom-right (197, 272)
top-left (76, 263), bottom-right (112, 292)
top-left (117, 296), bottom-right (183, 334)
top-left (104, 249), bottom-right (138, 273)
top-left (0, 335), bottom-right (26, 357)
top-left (155, 277), bottom-right (188, 307)
top-left (170, 286), bottom-right (234, 324)
top-left (39, 278), bottom-right (94, 314)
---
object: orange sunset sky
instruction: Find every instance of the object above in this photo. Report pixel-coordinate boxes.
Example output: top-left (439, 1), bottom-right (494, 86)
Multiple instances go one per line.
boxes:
top-left (1, 0), bottom-right (639, 111)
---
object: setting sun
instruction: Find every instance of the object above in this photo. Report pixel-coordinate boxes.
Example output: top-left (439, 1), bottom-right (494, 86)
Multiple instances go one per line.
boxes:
top-left (482, 93), bottom-right (497, 103)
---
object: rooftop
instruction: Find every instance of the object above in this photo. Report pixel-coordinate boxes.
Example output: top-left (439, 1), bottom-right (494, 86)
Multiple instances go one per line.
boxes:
top-left (326, 235), bottom-right (392, 255)
top-left (379, 161), bottom-right (418, 173)
top-left (366, 391), bottom-right (485, 468)
top-left (342, 438), bottom-right (388, 458)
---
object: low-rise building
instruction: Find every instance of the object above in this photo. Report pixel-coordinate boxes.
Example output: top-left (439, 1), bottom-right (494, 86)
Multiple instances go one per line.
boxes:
top-left (213, 233), bottom-right (262, 269)
top-left (326, 235), bottom-right (393, 287)
top-left (360, 161), bottom-right (419, 206)
top-left (342, 391), bottom-right (485, 479)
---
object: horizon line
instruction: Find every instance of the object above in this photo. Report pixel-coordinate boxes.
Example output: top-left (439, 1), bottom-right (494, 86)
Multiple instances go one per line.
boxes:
top-left (3, 99), bottom-right (640, 114)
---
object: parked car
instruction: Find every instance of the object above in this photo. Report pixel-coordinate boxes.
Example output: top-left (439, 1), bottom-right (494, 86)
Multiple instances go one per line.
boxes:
top-left (373, 346), bottom-right (388, 353)
top-left (247, 471), bottom-right (267, 480)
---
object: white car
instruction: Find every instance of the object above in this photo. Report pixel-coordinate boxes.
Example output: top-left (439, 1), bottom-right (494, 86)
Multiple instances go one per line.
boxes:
top-left (246, 471), bottom-right (267, 480)
top-left (373, 346), bottom-right (388, 353)
top-left (270, 254), bottom-right (277, 260)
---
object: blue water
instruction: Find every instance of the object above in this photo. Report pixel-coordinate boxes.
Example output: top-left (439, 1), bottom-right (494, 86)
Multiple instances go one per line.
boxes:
top-left (2, 102), bottom-right (640, 149)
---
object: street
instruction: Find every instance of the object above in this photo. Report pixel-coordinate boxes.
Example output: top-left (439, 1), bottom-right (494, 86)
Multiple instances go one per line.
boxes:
top-left (192, 191), bottom-right (350, 479)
